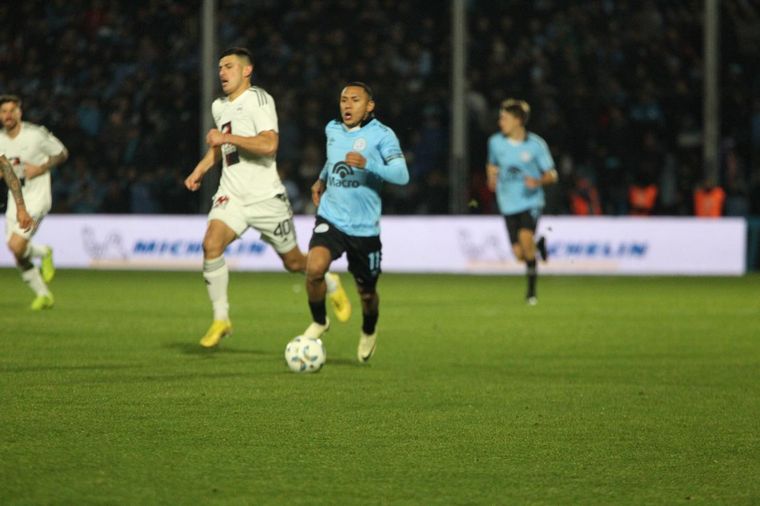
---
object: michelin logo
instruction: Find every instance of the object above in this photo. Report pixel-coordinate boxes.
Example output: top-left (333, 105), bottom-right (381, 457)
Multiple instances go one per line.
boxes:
top-left (132, 239), bottom-right (268, 257)
top-left (548, 241), bottom-right (648, 258)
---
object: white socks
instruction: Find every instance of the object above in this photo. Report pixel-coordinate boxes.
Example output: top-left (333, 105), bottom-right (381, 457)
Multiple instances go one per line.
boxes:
top-left (324, 271), bottom-right (338, 294)
top-left (203, 256), bottom-right (229, 321)
top-left (26, 243), bottom-right (49, 259)
top-left (21, 267), bottom-right (49, 296)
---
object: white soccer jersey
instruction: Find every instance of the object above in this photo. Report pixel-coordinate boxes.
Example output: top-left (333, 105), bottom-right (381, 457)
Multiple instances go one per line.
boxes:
top-left (0, 121), bottom-right (65, 207)
top-left (211, 86), bottom-right (285, 204)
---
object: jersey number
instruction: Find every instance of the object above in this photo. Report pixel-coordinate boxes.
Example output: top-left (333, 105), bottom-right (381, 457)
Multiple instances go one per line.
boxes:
top-left (368, 251), bottom-right (381, 273)
top-left (274, 219), bottom-right (293, 237)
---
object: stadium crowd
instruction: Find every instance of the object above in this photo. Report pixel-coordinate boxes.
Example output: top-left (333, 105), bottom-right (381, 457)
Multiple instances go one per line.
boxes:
top-left (1, 0), bottom-right (757, 216)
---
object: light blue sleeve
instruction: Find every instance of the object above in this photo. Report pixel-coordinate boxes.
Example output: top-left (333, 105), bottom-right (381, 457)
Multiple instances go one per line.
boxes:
top-left (535, 137), bottom-right (555, 172)
top-left (365, 130), bottom-right (409, 185)
top-left (319, 159), bottom-right (330, 181)
top-left (487, 136), bottom-right (497, 165)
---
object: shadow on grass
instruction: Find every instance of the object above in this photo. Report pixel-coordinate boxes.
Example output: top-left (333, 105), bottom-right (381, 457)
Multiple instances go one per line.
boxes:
top-left (0, 364), bottom-right (140, 374)
top-left (326, 357), bottom-right (366, 368)
top-left (164, 341), bottom-right (275, 357)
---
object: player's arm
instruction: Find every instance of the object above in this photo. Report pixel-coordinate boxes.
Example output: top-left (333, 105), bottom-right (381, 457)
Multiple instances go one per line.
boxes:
top-left (184, 147), bottom-right (221, 191)
top-left (207, 129), bottom-right (278, 158)
top-left (311, 160), bottom-right (331, 207)
top-left (346, 152), bottom-right (408, 185)
top-left (524, 168), bottom-right (558, 189)
top-left (24, 148), bottom-right (69, 179)
top-left (0, 156), bottom-right (33, 231)
top-left (525, 138), bottom-right (558, 189)
top-left (486, 163), bottom-right (499, 192)
top-left (345, 133), bottom-right (409, 185)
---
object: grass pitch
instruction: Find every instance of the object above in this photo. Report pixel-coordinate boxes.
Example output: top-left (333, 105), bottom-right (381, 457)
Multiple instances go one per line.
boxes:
top-left (1, 269), bottom-right (759, 505)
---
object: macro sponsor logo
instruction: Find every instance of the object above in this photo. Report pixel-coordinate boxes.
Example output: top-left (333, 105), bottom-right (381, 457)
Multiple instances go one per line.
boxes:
top-left (332, 162), bottom-right (354, 178)
top-left (329, 161), bottom-right (360, 188)
top-left (548, 241), bottom-right (648, 258)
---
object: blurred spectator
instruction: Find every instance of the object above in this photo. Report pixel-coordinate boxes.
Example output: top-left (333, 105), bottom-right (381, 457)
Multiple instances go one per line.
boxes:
top-left (628, 181), bottom-right (658, 216)
top-left (694, 180), bottom-right (726, 218)
top-left (569, 172), bottom-right (602, 216)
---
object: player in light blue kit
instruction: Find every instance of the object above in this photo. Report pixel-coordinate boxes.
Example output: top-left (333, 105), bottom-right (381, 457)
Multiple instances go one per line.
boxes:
top-left (303, 82), bottom-right (409, 363)
top-left (487, 99), bottom-right (558, 305)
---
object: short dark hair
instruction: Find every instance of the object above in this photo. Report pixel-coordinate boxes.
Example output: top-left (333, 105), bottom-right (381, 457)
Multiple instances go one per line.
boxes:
top-left (344, 81), bottom-right (374, 101)
top-left (500, 98), bottom-right (530, 125)
top-left (220, 47), bottom-right (254, 67)
top-left (0, 94), bottom-right (21, 108)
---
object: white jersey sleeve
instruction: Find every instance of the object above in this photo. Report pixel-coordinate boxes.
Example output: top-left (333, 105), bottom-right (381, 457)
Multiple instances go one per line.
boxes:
top-left (38, 126), bottom-right (66, 157)
top-left (248, 89), bottom-right (278, 133)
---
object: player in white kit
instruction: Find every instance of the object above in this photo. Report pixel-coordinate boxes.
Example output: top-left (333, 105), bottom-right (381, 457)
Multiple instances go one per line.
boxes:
top-left (0, 95), bottom-right (68, 310)
top-left (184, 48), bottom-right (351, 348)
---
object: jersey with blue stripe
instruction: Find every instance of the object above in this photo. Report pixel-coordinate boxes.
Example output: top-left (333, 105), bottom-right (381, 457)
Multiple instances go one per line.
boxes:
top-left (317, 118), bottom-right (409, 236)
top-left (487, 132), bottom-right (555, 215)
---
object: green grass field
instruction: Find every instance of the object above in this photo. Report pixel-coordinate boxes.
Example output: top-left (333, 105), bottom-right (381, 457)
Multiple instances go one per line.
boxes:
top-left (1, 268), bottom-right (759, 505)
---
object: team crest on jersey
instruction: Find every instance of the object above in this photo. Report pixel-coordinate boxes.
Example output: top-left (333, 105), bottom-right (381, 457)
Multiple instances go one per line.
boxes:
top-left (352, 138), bottom-right (367, 151)
top-left (521, 151), bottom-right (532, 162)
top-left (213, 195), bottom-right (230, 209)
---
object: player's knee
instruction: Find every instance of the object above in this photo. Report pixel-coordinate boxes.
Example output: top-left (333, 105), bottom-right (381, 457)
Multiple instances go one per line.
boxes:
top-left (305, 263), bottom-right (327, 285)
top-left (283, 256), bottom-right (305, 273)
top-left (357, 285), bottom-right (377, 301)
top-left (8, 242), bottom-right (26, 260)
top-left (202, 238), bottom-right (225, 259)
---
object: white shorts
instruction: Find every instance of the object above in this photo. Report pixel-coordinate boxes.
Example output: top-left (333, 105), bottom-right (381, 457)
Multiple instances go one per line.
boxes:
top-left (208, 192), bottom-right (298, 254)
top-left (5, 196), bottom-right (50, 242)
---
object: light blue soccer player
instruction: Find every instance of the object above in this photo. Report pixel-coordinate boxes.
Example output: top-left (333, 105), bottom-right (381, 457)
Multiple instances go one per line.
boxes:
top-left (486, 98), bottom-right (558, 305)
top-left (303, 82), bottom-right (409, 363)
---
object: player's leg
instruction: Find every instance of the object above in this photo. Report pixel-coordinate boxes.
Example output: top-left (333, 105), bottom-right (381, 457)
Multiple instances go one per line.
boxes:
top-left (19, 229), bottom-right (55, 283)
top-left (199, 217), bottom-right (239, 348)
top-left (536, 235), bottom-right (548, 262)
top-left (8, 233), bottom-right (54, 310)
top-left (519, 224), bottom-right (539, 305)
top-left (303, 217), bottom-right (350, 338)
top-left (303, 245), bottom-right (333, 339)
top-left (347, 235), bottom-right (382, 363)
top-left (356, 283), bottom-right (379, 363)
top-left (6, 205), bottom-right (53, 310)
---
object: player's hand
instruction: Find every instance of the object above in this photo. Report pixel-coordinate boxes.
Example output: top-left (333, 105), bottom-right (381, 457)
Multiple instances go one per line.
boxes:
top-left (345, 151), bottom-right (366, 169)
top-left (24, 163), bottom-right (44, 179)
top-left (311, 179), bottom-right (326, 207)
top-left (16, 206), bottom-right (34, 232)
top-left (524, 176), bottom-right (541, 189)
top-left (184, 171), bottom-right (203, 191)
top-left (206, 129), bottom-right (226, 148)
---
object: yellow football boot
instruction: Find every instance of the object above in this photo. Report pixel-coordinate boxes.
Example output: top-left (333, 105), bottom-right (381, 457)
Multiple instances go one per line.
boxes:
top-left (199, 320), bottom-right (232, 348)
top-left (30, 294), bottom-right (55, 311)
top-left (326, 273), bottom-right (351, 323)
top-left (41, 248), bottom-right (55, 283)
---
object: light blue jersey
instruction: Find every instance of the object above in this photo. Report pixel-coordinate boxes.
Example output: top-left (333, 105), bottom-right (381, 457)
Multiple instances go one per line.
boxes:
top-left (487, 132), bottom-right (555, 215)
top-left (317, 118), bottom-right (409, 236)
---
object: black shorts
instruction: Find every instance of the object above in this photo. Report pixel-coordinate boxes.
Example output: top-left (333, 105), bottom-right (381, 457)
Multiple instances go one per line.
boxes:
top-left (309, 217), bottom-right (382, 290)
top-left (504, 209), bottom-right (540, 245)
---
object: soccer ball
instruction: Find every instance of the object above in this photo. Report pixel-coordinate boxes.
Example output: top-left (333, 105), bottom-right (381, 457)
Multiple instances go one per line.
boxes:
top-left (284, 336), bottom-right (326, 373)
